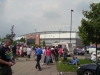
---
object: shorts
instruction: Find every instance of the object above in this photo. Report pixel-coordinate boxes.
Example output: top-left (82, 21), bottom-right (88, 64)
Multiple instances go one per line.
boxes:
top-left (27, 55), bottom-right (30, 59)
top-left (24, 52), bottom-right (27, 56)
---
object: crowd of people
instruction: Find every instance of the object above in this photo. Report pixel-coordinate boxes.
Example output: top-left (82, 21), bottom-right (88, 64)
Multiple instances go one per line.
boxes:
top-left (11, 43), bottom-right (72, 71)
top-left (11, 44), bottom-right (70, 62)
top-left (0, 38), bottom-right (79, 75)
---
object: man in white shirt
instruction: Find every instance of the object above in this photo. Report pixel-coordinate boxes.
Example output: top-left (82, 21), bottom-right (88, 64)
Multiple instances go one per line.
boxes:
top-left (41, 47), bottom-right (45, 65)
top-left (19, 46), bottom-right (23, 56)
top-left (26, 46), bottom-right (32, 61)
top-left (91, 53), bottom-right (96, 62)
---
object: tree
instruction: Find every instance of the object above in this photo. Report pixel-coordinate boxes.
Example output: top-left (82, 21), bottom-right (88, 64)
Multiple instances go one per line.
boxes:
top-left (54, 41), bottom-right (59, 43)
top-left (0, 37), bottom-right (2, 44)
top-left (12, 40), bottom-right (17, 45)
top-left (43, 41), bottom-right (45, 46)
top-left (18, 37), bottom-right (26, 43)
top-left (0, 34), bottom-right (10, 43)
top-left (0, 37), bottom-right (2, 42)
top-left (78, 3), bottom-right (100, 64)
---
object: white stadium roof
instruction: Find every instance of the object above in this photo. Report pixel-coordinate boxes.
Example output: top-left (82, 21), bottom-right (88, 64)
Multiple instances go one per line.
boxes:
top-left (37, 25), bottom-right (78, 32)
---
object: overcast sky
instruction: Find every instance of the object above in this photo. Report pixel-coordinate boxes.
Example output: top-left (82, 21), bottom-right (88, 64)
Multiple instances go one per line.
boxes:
top-left (0, 0), bottom-right (99, 37)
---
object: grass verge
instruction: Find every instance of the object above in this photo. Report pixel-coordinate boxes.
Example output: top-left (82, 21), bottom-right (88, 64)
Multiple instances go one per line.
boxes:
top-left (56, 59), bottom-right (92, 72)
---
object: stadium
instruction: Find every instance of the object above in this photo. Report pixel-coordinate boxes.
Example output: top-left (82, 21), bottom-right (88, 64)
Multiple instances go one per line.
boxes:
top-left (15, 25), bottom-right (83, 47)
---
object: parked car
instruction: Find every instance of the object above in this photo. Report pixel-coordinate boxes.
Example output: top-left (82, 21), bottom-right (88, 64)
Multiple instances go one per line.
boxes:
top-left (77, 63), bottom-right (100, 75)
top-left (74, 48), bottom-right (85, 55)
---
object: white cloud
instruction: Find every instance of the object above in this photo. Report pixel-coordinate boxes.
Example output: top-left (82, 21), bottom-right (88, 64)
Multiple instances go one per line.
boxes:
top-left (0, 0), bottom-right (100, 37)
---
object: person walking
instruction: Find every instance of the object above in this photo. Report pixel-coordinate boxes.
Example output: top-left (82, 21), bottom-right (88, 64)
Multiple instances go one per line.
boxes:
top-left (50, 47), bottom-right (55, 62)
top-left (45, 47), bottom-right (51, 65)
top-left (63, 46), bottom-right (68, 61)
top-left (35, 46), bottom-right (42, 71)
top-left (0, 38), bottom-right (15, 75)
top-left (19, 46), bottom-right (23, 56)
top-left (12, 45), bottom-right (18, 61)
top-left (54, 47), bottom-right (59, 62)
top-left (26, 46), bottom-right (32, 61)
top-left (41, 47), bottom-right (45, 65)
top-left (23, 46), bottom-right (27, 58)
top-left (58, 47), bottom-right (63, 62)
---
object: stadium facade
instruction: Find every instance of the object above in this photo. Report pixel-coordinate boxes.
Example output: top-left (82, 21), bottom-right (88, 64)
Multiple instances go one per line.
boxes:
top-left (15, 25), bottom-right (83, 47)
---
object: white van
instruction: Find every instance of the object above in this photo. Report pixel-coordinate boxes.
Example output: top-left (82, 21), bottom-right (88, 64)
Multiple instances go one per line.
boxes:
top-left (52, 42), bottom-right (73, 56)
top-left (89, 48), bottom-right (100, 54)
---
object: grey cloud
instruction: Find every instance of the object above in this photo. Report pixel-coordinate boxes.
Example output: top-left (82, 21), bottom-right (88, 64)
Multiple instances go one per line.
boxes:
top-left (0, 0), bottom-right (99, 37)
top-left (44, 11), bottom-right (62, 19)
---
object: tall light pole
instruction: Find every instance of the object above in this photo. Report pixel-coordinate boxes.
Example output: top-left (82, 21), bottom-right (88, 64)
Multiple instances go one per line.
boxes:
top-left (70, 9), bottom-right (74, 43)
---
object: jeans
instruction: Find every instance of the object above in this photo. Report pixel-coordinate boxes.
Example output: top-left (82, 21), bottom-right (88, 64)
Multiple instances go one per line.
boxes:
top-left (46, 56), bottom-right (50, 64)
top-left (0, 66), bottom-right (12, 75)
top-left (36, 55), bottom-right (41, 70)
top-left (55, 54), bottom-right (58, 62)
top-left (63, 53), bottom-right (67, 61)
top-left (12, 53), bottom-right (16, 61)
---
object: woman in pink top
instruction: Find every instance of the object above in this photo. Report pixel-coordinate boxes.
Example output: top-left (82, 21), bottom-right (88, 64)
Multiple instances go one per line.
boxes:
top-left (45, 47), bottom-right (51, 65)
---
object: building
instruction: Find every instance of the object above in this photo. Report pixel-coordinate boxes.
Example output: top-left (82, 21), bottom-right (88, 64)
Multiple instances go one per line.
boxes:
top-left (16, 31), bottom-right (83, 47)
top-left (15, 25), bottom-right (83, 47)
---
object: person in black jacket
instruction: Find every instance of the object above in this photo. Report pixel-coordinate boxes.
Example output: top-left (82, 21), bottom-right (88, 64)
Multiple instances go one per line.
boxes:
top-left (0, 38), bottom-right (15, 75)
top-left (12, 45), bottom-right (18, 61)
top-left (54, 46), bottom-right (59, 62)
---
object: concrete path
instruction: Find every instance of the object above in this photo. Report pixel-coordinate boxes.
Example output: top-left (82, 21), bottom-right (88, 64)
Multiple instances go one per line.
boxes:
top-left (12, 58), bottom-right (58, 75)
top-left (11, 55), bottom-right (84, 75)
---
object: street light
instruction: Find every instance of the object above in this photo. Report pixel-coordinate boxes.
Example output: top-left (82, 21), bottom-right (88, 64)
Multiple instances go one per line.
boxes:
top-left (35, 29), bottom-right (36, 44)
top-left (70, 9), bottom-right (74, 43)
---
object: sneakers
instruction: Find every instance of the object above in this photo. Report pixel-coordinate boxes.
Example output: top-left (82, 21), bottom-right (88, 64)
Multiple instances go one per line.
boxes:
top-left (38, 69), bottom-right (42, 71)
top-left (59, 61), bottom-right (61, 62)
top-left (42, 63), bottom-right (44, 65)
top-left (53, 61), bottom-right (55, 62)
top-left (35, 66), bottom-right (37, 69)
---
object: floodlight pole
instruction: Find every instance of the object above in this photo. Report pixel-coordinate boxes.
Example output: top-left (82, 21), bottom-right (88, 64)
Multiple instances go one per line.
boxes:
top-left (70, 10), bottom-right (74, 43)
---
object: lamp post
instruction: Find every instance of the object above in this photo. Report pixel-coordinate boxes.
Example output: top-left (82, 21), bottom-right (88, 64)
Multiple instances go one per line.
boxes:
top-left (70, 9), bottom-right (74, 43)
top-left (35, 29), bottom-right (36, 44)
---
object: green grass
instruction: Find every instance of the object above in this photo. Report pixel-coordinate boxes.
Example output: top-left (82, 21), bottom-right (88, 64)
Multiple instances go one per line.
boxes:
top-left (56, 59), bottom-right (92, 72)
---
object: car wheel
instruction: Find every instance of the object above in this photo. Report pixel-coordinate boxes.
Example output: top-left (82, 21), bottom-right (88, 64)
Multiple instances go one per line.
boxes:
top-left (83, 71), bottom-right (93, 75)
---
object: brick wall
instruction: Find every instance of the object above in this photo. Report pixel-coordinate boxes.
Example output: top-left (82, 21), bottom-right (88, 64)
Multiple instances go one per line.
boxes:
top-left (24, 34), bottom-right (40, 45)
